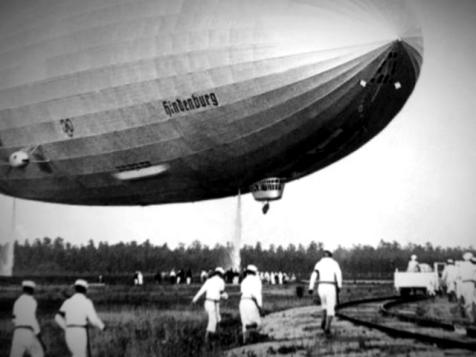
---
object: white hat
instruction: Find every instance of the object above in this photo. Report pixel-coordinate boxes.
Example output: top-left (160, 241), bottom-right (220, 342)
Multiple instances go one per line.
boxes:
top-left (215, 267), bottom-right (225, 275)
top-left (246, 264), bottom-right (258, 273)
top-left (463, 252), bottom-right (473, 261)
top-left (74, 279), bottom-right (88, 289)
top-left (22, 280), bottom-right (36, 289)
top-left (411, 255), bottom-right (417, 260)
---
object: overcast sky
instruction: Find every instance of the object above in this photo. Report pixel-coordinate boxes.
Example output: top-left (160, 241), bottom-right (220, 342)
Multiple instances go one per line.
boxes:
top-left (1, 0), bottom-right (476, 251)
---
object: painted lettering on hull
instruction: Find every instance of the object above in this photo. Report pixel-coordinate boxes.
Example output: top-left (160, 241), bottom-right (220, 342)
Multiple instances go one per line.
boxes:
top-left (162, 92), bottom-right (219, 117)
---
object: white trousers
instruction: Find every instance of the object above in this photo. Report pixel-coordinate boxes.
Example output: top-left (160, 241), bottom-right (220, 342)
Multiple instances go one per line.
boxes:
top-left (65, 327), bottom-right (88, 357)
top-left (446, 279), bottom-right (456, 294)
top-left (461, 282), bottom-right (475, 321)
top-left (318, 284), bottom-right (337, 316)
top-left (204, 300), bottom-right (220, 333)
top-left (239, 299), bottom-right (261, 333)
top-left (10, 329), bottom-right (44, 357)
top-left (456, 280), bottom-right (463, 299)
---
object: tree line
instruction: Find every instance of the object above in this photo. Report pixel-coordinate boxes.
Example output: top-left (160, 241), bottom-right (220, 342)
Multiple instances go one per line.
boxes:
top-left (11, 237), bottom-right (472, 280)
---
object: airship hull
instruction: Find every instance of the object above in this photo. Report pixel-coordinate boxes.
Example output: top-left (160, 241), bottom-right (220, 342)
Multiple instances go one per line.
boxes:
top-left (0, 0), bottom-right (423, 205)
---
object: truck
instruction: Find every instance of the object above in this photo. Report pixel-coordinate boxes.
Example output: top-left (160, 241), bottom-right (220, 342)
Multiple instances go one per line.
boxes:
top-left (394, 262), bottom-right (446, 296)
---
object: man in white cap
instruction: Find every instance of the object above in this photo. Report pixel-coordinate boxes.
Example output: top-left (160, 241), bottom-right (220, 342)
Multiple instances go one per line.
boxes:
top-left (308, 250), bottom-right (342, 335)
top-left (239, 264), bottom-right (263, 344)
top-left (406, 255), bottom-right (420, 272)
top-left (10, 280), bottom-right (44, 357)
top-left (192, 267), bottom-right (228, 343)
top-left (458, 252), bottom-right (476, 322)
top-left (442, 259), bottom-right (458, 301)
top-left (55, 279), bottom-right (106, 357)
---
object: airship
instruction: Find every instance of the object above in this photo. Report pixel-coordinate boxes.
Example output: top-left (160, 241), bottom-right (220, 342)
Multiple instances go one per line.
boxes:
top-left (0, 0), bottom-right (423, 206)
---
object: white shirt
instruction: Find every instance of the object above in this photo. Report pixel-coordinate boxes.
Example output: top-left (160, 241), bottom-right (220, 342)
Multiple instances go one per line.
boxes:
top-left (442, 264), bottom-right (458, 283)
top-left (459, 261), bottom-right (476, 281)
top-left (407, 260), bottom-right (420, 272)
top-left (56, 293), bottom-right (104, 329)
top-left (192, 275), bottom-right (225, 302)
top-left (12, 294), bottom-right (40, 334)
top-left (309, 257), bottom-right (342, 290)
top-left (241, 274), bottom-right (262, 307)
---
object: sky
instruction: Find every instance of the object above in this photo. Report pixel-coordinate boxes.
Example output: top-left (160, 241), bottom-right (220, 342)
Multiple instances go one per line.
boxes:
top-left (1, 0), bottom-right (476, 251)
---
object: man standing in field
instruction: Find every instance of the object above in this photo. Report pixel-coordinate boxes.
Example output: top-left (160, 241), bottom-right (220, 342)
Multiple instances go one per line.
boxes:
top-left (186, 268), bottom-right (193, 285)
top-left (471, 256), bottom-right (476, 322)
top-left (54, 279), bottom-right (106, 357)
top-left (10, 280), bottom-right (44, 357)
top-left (406, 254), bottom-right (420, 272)
top-left (239, 264), bottom-right (263, 344)
top-left (442, 259), bottom-right (458, 301)
top-left (308, 250), bottom-right (342, 335)
top-left (458, 252), bottom-right (476, 322)
top-left (191, 267), bottom-right (228, 343)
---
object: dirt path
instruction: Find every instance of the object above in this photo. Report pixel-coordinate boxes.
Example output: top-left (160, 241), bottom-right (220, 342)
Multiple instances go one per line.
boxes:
top-left (226, 305), bottom-right (474, 356)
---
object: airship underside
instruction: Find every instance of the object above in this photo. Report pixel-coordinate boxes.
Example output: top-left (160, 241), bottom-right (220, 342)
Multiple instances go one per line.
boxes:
top-left (0, 0), bottom-right (423, 205)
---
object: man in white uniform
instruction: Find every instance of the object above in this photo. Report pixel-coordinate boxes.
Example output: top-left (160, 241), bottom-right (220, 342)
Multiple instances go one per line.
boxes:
top-left (137, 271), bottom-right (143, 286)
top-left (10, 281), bottom-right (44, 357)
top-left (407, 255), bottom-right (420, 272)
top-left (239, 264), bottom-right (263, 343)
top-left (458, 252), bottom-right (476, 322)
top-left (471, 256), bottom-right (476, 321)
top-left (264, 271), bottom-right (270, 284)
top-left (55, 279), bottom-right (106, 357)
top-left (192, 267), bottom-right (228, 343)
top-left (308, 250), bottom-right (342, 335)
top-left (200, 269), bottom-right (208, 282)
top-left (442, 259), bottom-right (458, 301)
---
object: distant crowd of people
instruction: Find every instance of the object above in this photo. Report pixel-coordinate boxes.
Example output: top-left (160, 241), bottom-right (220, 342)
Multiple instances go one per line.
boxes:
top-left (133, 268), bottom-right (297, 287)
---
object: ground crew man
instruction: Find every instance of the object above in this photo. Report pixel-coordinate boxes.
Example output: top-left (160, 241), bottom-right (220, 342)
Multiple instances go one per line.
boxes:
top-left (407, 255), bottom-right (420, 272)
top-left (137, 271), bottom-right (143, 286)
top-left (442, 259), bottom-right (458, 301)
top-left (54, 279), bottom-right (106, 357)
top-left (471, 256), bottom-right (476, 322)
top-left (186, 268), bottom-right (193, 285)
top-left (10, 280), bottom-right (44, 357)
top-left (239, 264), bottom-right (263, 344)
top-left (192, 267), bottom-right (228, 342)
top-left (169, 268), bottom-right (177, 284)
top-left (456, 261), bottom-right (464, 303)
top-left (308, 250), bottom-right (342, 335)
top-left (458, 252), bottom-right (476, 322)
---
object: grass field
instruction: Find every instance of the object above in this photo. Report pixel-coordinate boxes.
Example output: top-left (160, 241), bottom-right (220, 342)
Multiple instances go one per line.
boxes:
top-left (0, 281), bottom-right (394, 356)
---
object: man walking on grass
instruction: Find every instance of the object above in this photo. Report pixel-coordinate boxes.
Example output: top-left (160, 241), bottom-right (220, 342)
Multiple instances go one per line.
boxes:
top-left (239, 264), bottom-right (263, 344)
top-left (308, 250), bottom-right (342, 336)
top-left (55, 279), bottom-right (106, 357)
top-left (458, 252), bottom-right (476, 323)
top-left (10, 280), bottom-right (44, 357)
top-left (192, 267), bottom-right (228, 344)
